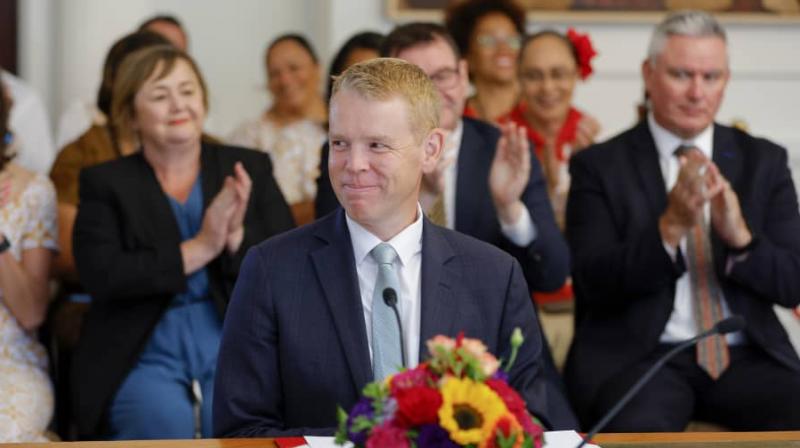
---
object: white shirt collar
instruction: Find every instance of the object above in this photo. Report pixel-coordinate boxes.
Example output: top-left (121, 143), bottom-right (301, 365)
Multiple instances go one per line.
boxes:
top-left (447, 119), bottom-right (464, 154)
top-left (648, 112), bottom-right (714, 160)
top-left (345, 204), bottom-right (424, 268)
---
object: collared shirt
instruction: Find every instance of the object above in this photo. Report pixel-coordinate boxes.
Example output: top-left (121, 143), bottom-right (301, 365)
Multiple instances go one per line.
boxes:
top-left (649, 113), bottom-right (743, 344)
top-left (444, 119), bottom-right (536, 246)
top-left (346, 206), bottom-right (423, 368)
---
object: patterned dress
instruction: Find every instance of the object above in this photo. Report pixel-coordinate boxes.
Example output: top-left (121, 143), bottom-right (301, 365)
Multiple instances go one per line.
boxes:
top-left (0, 164), bottom-right (58, 441)
top-left (228, 117), bottom-right (326, 206)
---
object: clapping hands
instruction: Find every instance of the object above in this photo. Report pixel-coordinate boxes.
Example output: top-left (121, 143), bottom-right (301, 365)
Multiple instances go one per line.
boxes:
top-left (659, 149), bottom-right (751, 249)
top-left (198, 162), bottom-right (252, 256)
top-left (489, 122), bottom-right (530, 225)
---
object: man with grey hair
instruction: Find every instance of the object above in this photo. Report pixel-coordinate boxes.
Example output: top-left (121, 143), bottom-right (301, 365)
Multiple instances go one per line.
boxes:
top-left (565, 10), bottom-right (800, 431)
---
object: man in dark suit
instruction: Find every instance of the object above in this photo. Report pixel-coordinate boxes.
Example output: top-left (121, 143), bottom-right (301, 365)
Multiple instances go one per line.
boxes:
top-left (213, 58), bottom-right (556, 437)
top-left (565, 10), bottom-right (800, 431)
top-left (315, 25), bottom-right (578, 430)
top-left (316, 23), bottom-right (569, 296)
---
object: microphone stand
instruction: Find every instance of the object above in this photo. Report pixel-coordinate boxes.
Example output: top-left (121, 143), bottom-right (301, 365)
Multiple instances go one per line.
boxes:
top-left (576, 316), bottom-right (745, 448)
top-left (383, 287), bottom-right (406, 368)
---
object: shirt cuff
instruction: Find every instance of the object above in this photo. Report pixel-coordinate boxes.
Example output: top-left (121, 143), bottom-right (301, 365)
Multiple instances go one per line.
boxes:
top-left (663, 240), bottom-right (678, 263)
top-left (500, 208), bottom-right (536, 247)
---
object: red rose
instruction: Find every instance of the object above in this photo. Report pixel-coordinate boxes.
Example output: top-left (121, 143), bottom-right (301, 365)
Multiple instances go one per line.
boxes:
top-left (486, 379), bottom-right (526, 414)
top-left (366, 422), bottom-right (409, 448)
top-left (390, 364), bottom-right (436, 394)
top-left (484, 415), bottom-right (524, 448)
top-left (394, 386), bottom-right (443, 427)
top-left (486, 379), bottom-right (543, 438)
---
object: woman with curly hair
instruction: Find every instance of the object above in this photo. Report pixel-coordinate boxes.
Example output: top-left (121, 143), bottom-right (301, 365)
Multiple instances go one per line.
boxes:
top-left (445, 0), bottom-right (525, 123)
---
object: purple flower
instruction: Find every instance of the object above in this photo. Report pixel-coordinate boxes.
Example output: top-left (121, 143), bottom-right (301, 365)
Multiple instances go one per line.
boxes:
top-left (416, 424), bottom-right (459, 448)
top-left (348, 398), bottom-right (373, 445)
top-left (491, 369), bottom-right (509, 382)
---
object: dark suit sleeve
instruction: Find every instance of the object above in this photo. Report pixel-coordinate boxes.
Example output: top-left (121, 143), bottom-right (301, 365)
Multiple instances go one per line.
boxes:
top-left (73, 167), bottom-right (186, 301)
top-left (219, 152), bottom-right (294, 281)
top-left (213, 247), bottom-right (283, 436)
top-left (213, 246), bottom-right (335, 437)
top-left (498, 257), bottom-right (558, 428)
top-left (566, 150), bottom-right (684, 310)
top-left (726, 147), bottom-right (800, 308)
top-left (513, 153), bottom-right (570, 292)
top-left (314, 141), bottom-right (340, 218)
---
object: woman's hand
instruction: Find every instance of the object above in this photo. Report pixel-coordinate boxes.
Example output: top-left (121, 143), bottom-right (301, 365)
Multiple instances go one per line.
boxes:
top-left (225, 162), bottom-right (252, 254)
top-left (181, 179), bottom-right (237, 274)
top-left (572, 114), bottom-right (601, 153)
top-left (489, 122), bottom-right (531, 226)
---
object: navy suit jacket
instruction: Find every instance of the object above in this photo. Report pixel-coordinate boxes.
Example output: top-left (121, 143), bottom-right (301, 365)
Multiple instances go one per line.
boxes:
top-left (213, 210), bottom-right (558, 436)
top-left (564, 120), bottom-right (800, 425)
top-left (315, 117), bottom-right (570, 293)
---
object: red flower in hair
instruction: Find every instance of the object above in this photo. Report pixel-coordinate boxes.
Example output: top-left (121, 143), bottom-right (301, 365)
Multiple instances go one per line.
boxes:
top-left (567, 28), bottom-right (597, 80)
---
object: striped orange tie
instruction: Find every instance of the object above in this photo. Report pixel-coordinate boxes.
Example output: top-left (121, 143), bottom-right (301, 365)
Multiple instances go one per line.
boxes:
top-left (675, 144), bottom-right (730, 379)
top-left (686, 222), bottom-right (730, 379)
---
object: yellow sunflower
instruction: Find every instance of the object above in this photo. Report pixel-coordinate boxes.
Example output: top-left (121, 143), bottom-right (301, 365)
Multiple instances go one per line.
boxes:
top-left (438, 376), bottom-right (509, 445)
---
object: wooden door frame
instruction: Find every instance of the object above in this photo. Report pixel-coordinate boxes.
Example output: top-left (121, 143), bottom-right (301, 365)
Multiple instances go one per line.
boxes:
top-left (0, 0), bottom-right (18, 74)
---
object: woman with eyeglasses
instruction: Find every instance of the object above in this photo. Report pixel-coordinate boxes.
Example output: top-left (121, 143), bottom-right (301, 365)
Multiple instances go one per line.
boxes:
top-left (0, 76), bottom-right (58, 441)
top-left (446, 0), bottom-right (525, 124)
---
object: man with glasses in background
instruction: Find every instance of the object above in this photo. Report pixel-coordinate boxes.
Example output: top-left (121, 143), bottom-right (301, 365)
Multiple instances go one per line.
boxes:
top-left (316, 22), bottom-right (576, 430)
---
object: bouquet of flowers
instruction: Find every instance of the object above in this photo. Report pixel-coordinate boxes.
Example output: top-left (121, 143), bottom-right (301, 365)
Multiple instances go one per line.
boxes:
top-left (335, 329), bottom-right (544, 448)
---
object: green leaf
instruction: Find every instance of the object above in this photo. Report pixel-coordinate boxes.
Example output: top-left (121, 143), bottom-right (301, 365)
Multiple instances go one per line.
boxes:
top-left (334, 407), bottom-right (349, 444)
top-left (351, 415), bottom-right (375, 433)
top-left (521, 434), bottom-right (535, 448)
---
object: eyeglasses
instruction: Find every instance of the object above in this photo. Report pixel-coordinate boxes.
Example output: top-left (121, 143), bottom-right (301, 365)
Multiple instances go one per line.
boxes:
top-left (519, 67), bottom-right (577, 84)
top-left (476, 34), bottom-right (522, 51)
top-left (2, 132), bottom-right (11, 146)
top-left (428, 67), bottom-right (460, 89)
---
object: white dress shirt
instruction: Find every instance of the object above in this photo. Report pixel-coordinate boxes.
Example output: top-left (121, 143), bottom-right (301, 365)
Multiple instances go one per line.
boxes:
top-left (346, 206), bottom-right (423, 368)
top-left (649, 113), bottom-right (743, 344)
top-left (442, 119), bottom-right (536, 246)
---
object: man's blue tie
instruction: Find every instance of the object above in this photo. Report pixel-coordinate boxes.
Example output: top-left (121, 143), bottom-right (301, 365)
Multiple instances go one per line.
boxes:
top-left (370, 242), bottom-right (403, 381)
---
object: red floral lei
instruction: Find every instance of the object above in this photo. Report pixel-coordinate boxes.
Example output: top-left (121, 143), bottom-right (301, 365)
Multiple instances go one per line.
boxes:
top-left (503, 103), bottom-right (583, 163)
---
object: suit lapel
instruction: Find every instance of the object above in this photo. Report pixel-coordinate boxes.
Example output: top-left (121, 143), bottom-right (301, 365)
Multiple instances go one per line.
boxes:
top-left (418, 220), bottom-right (458, 362)
top-left (711, 124), bottom-right (744, 274)
top-left (629, 121), bottom-right (669, 216)
top-left (310, 210), bottom-right (373, 391)
top-left (454, 120), bottom-right (493, 234)
top-left (133, 153), bottom-right (182, 245)
top-left (200, 144), bottom-right (223, 210)
top-left (712, 124), bottom-right (743, 197)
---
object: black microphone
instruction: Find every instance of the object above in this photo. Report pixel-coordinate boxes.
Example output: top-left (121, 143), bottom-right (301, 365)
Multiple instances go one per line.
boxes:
top-left (382, 287), bottom-right (407, 368)
top-left (576, 315), bottom-right (745, 448)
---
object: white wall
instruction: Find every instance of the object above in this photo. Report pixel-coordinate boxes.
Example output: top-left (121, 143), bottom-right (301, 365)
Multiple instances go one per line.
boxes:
top-left (16, 1), bottom-right (800, 159)
top-left (15, 1), bottom-right (800, 343)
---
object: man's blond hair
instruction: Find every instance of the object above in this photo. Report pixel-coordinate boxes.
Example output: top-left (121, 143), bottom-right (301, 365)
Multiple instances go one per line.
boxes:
top-left (331, 58), bottom-right (440, 141)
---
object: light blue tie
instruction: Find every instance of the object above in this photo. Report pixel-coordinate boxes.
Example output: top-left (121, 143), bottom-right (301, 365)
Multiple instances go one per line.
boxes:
top-left (370, 243), bottom-right (403, 381)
